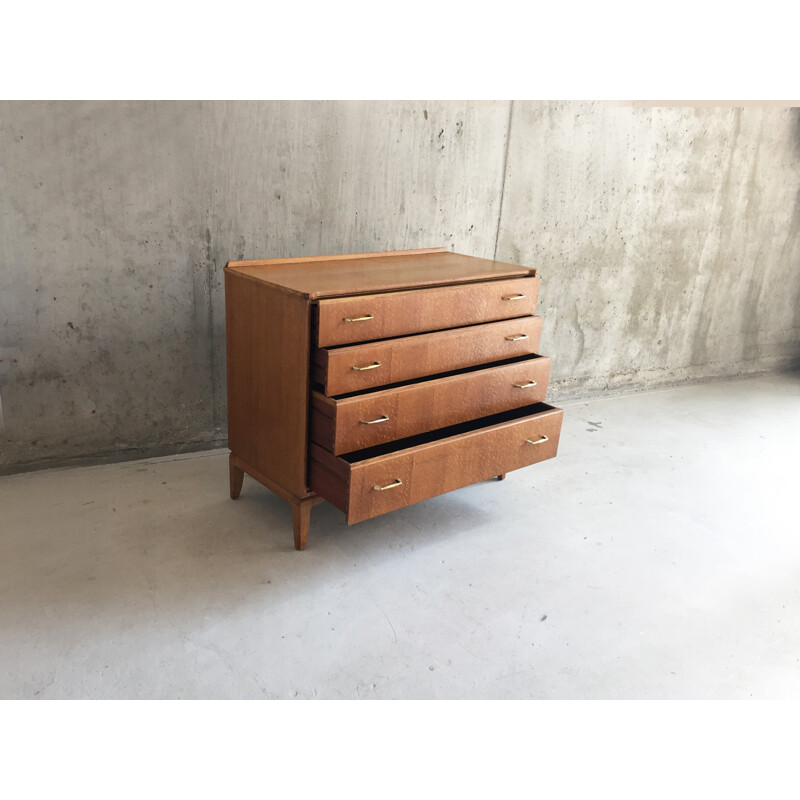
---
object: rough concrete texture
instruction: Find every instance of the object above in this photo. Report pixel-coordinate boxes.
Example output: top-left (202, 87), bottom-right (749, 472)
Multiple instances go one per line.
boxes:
top-left (0, 101), bottom-right (509, 470)
top-left (496, 103), bottom-right (800, 399)
top-left (2, 373), bottom-right (798, 699)
top-left (1, 101), bottom-right (798, 470)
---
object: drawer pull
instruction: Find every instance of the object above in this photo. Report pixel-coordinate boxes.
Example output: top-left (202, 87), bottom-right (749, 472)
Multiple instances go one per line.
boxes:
top-left (502, 293), bottom-right (526, 301)
top-left (373, 478), bottom-right (403, 491)
top-left (343, 314), bottom-right (374, 322)
top-left (359, 414), bottom-right (389, 425)
top-left (351, 361), bottom-right (382, 371)
top-left (513, 380), bottom-right (537, 389)
top-left (505, 334), bottom-right (529, 341)
top-left (525, 435), bottom-right (549, 445)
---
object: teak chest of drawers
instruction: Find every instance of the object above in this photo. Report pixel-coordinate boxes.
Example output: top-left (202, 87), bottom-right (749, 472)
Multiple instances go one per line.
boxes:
top-left (224, 247), bottom-right (563, 550)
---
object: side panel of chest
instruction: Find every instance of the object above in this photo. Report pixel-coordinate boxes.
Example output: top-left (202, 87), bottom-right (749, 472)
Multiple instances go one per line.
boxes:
top-left (225, 271), bottom-right (311, 498)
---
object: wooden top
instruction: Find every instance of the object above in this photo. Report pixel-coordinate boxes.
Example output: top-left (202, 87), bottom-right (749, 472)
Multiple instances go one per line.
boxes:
top-left (225, 248), bottom-right (536, 299)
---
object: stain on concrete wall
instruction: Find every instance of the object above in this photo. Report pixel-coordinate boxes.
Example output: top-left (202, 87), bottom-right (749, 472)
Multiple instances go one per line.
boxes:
top-left (1, 101), bottom-right (798, 471)
top-left (0, 102), bottom-right (215, 469)
top-left (199, 100), bottom-right (511, 429)
top-left (0, 100), bottom-right (510, 469)
top-left (495, 102), bottom-right (800, 399)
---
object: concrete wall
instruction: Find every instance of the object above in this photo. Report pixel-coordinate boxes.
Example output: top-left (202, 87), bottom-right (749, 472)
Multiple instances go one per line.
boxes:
top-left (1, 101), bottom-right (798, 471)
top-left (496, 103), bottom-right (800, 396)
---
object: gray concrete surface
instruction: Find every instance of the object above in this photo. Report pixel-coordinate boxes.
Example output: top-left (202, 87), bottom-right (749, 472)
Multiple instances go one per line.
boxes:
top-left (0, 101), bottom-right (510, 469)
top-left (496, 103), bottom-right (800, 400)
top-left (1, 101), bottom-right (798, 470)
top-left (2, 373), bottom-right (798, 699)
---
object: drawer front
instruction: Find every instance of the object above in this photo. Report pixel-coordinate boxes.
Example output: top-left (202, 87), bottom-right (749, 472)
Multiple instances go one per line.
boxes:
top-left (315, 277), bottom-right (539, 346)
top-left (309, 404), bottom-right (563, 524)
top-left (311, 355), bottom-right (552, 455)
top-left (314, 316), bottom-right (542, 396)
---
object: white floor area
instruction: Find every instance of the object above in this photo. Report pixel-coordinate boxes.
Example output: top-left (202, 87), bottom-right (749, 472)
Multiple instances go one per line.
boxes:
top-left (1, 372), bottom-right (798, 699)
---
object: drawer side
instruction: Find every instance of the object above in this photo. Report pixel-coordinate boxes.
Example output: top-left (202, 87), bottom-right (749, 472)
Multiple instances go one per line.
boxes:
top-left (308, 443), bottom-right (350, 513)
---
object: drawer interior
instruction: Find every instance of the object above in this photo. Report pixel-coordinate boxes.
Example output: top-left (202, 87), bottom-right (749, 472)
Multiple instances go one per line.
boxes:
top-left (340, 402), bottom-right (557, 462)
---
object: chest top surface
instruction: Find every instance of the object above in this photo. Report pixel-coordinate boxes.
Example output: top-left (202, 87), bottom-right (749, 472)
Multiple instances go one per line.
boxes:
top-left (224, 247), bottom-right (536, 299)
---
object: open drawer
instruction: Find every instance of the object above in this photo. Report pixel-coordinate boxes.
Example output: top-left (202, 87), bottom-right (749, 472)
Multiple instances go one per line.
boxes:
top-left (309, 403), bottom-right (563, 524)
top-left (315, 276), bottom-right (540, 346)
top-left (311, 354), bottom-right (552, 455)
top-left (313, 316), bottom-right (543, 396)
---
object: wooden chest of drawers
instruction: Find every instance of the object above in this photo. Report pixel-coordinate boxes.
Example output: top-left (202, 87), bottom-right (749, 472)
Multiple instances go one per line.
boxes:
top-left (224, 247), bottom-right (563, 549)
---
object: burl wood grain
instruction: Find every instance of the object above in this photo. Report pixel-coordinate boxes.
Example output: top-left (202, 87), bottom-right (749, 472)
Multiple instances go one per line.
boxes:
top-left (315, 277), bottom-right (540, 346)
top-left (314, 316), bottom-right (543, 396)
top-left (308, 404), bottom-right (564, 524)
top-left (310, 355), bottom-right (552, 454)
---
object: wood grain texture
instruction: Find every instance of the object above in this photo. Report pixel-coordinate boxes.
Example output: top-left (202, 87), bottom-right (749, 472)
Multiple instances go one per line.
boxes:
top-left (316, 277), bottom-right (539, 346)
top-left (227, 247), bottom-right (447, 269)
top-left (225, 269), bottom-right (311, 498)
top-left (310, 355), bottom-right (552, 454)
top-left (230, 454), bottom-right (322, 550)
top-left (225, 250), bottom-right (536, 300)
top-left (229, 454), bottom-right (244, 499)
top-left (314, 316), bottom-right (543, 396)
top-left (291, 496), bottom-right (324, 551)
top-left (309, 404), bottom-right (564, 524)
top-left (225, 247), bottom-right (556, 548)
top-left (229, 454), bottom-right (318, 505)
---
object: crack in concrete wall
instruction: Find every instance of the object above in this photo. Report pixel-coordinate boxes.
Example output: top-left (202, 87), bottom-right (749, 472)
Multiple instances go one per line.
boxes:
top-left (493, 100), bottom-right (514, 261)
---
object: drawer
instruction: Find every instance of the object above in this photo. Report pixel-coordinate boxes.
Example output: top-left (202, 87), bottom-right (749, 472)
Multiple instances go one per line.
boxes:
top-left (311, 354), bottom-right (552, 455)
top-left (313, 316), bottom-right (542, 396)
top-left (314, 277), bottom-right (540, 346)
top-left (309, 403), bottom-right (563, 524)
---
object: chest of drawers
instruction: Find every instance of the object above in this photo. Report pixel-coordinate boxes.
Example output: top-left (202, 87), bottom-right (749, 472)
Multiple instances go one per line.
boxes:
top-left (224, 247), bottom-right (562, 549)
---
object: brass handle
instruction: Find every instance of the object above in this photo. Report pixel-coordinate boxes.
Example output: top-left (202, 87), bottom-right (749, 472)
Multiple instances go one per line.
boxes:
top-left (373, 478), bottom-right (403, 491)
top-left (359, 414), bottom-right (389, 425)
top-left (351, 361), bottom-right (382, 371)
top-left (343, 314), bottom-right (374, 322)
top-left (513, 381), bottom-right (537, 389)
top-left (505, 334), bottom-right (528, 342)
top-left (502, 294), bottom-right (526, 301)
top-left (525, 435), bottom-right (549, 445)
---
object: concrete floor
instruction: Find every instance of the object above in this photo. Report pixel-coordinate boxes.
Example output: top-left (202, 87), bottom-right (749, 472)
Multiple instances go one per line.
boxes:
top-left (2, 372), bottom-right (799, 699)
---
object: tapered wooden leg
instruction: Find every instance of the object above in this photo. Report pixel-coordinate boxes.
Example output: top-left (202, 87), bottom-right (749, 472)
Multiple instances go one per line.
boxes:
top-left (497, 473), bottom-right (506, 481)
top-left (229, 454), bottom-right (244, 499)
top-left (228, 453), bottom-right (322, 550)
top-left (292, 498), bottom-right (313, 551)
